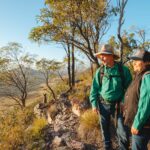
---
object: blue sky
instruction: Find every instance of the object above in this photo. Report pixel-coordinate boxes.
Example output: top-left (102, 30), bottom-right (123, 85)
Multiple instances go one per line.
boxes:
top-left (0, 0), bottom-right (64, 61)
top-left (0, 0), bottom-right (150, 61)
top-left (104, 0), bottom-right (150, 41)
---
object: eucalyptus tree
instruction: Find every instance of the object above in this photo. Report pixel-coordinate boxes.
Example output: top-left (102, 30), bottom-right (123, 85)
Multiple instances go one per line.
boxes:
top-left (117, 0), bottom-right (128, 63)
top-left (108, 27), bottom-right (150, 64)
top-left (0, 42), bottom-right (36, 108)
top-left (36, 58), bottom-right (63, 100)
top-left (29, 0), bottom-right (116, 68)
top-left (129, 27), bottom-right (150, 51)
top-left (108, 33), bottom-right (136, 63)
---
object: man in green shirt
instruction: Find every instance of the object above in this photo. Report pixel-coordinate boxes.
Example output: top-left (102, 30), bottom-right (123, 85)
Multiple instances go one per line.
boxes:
top-left (124, 49), bottom-right (150, 150)
top-left (90, 44), bottom-right (132, 150)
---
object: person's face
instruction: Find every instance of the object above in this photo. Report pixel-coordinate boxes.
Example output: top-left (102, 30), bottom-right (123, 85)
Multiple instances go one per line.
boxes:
top-left (132, 60), bottom-right (145, 72)
top-left (97, 54), bottom-right (114, 66)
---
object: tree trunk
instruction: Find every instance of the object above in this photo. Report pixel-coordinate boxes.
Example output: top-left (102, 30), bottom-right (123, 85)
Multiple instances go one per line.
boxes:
top-left (43, 93), bottom-right (47, 103)
top-left (117, 0), bottom-right (128, 64)
top-left (46, 76), bottom-right (57, 101)
top-left (71, 28), bottom-right (75, 87)
top-left (21, 98), bottom-right (26, 108)
top-left (67, 43), bottom-right (72, 89)
top-left (47, 83), bottom-right (57, 101)
top-left (71, 43), bottom-right (75, 87)
top-left (90, 61), bottom-right (94, 79)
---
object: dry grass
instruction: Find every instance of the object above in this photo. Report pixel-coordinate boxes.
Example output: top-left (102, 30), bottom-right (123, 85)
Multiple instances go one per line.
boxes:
top-left (77, 109), bottom-right (101, 144)
top-left (30, 118), bottom-right (48, 138)
top-left (69, 70), bottom-right (92, 103)
top-left (0, 108), bottom-right (35, 150)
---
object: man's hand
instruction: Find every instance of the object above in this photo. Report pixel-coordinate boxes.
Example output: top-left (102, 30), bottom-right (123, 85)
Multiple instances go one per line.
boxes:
top-left (92, 107), bottom-right (99, 115)
top-left (131, 126), bottom-right (139, 135)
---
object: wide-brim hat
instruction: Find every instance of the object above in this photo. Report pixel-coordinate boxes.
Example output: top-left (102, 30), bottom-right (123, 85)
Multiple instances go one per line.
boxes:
top-left (129, 49), bottom-right (150, 62)
top-left (94, 44), bottom-right (119, 60)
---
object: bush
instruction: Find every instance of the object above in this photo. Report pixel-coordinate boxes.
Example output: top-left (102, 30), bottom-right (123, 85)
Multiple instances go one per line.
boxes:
top-left (77, 109), bottom-right (101, 144)
top-left (0, 107), bottom-right (35, 150)
top-left (80, 109), bottom-right (99, 128)
top-left (69, 70), bottom-right (92, 102)
top-left (0, 125), bottom-right (25, 150)
top-left (46, 79), bottom-right (69, 100)
top-left (30, 118), bottom-right (48, 139)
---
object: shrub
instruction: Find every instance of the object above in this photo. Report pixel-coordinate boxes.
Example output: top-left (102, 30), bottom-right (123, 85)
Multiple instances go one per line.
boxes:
top-left (0, 125), bottom-right (25, 150)
top-left (80, 109), bottom-right (99, 129)
top-left (30, 118), bottom-right (48, 139)
top-left (0, 107), bottom-right (35, 150)
top-left (77, 109), bottom-right (101, 144)
top-left (16, 108), bottom-right (35, 126)
top-left (69, 69), bottom-right (92, 102)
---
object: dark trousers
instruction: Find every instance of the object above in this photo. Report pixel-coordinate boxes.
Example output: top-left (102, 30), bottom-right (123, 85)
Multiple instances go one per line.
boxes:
top-left (132, 130), bottom-right (150, 150)
top-left (99, 102), bottom-right (129, 150)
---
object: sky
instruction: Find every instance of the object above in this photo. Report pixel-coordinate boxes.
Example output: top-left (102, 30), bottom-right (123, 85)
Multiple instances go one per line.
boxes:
top-left (0, 0), bottom-right (150, 61)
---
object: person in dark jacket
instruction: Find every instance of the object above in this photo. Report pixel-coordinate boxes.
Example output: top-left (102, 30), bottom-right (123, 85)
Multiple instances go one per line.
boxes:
top-left (124, 49), bottom-right (150, 150)
top-left (90, 44), bottom-right (132, 150)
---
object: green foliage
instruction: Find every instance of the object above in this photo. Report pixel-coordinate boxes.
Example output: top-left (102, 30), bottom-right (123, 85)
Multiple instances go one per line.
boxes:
top-left (0, 106), bottom-right (49, 149)
top-left (108, 33), bottom-right (136, 63)
top-left (36, 58), bottom-right (65, 101)
top-left (53, 79), bottom-right (69, 95)
top-left (30, 118), bottom-right (47, 139)
top-left (0, 42), bottom-right (37, 108)
top-left (69, 70), bottom-right (102, 143)
top-left (0, 125), bottom-right (26, 150)
top-left (69, 88), bottom-right (86, 102)
top-left (30, 0), bottom-right (116, 65)
top-left (36, 58), bottom-right (62, 72)
top-left (108, 28), bottom-right (150, 64)
top-left (69, 70), bottom-right (92, 101)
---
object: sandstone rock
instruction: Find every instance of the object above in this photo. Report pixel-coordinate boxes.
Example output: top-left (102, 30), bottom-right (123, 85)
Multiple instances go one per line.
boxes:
top-left (47, 112), bottom-right (53, 124)
top-left (52, 136), bottom-right (66, 147)
top-left (67, 140), bottom-right (85, 149)
top-left (32, 92), bottom-right (100, 150)
top-left (54, 146), bottom-right (71, 150)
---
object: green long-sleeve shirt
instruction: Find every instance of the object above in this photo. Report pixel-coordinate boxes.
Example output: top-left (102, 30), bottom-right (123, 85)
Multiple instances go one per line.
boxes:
top-left (133, 74), bottom-right (150, 130)
top-left (90, 63), bottom-right (132, 108)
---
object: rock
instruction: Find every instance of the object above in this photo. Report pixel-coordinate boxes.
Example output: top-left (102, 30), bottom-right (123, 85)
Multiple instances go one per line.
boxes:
top-left (47, 112), bottom-right (53, 124)
top-left (84, 143), bottom-right (98, 150)
top-left (61, 114), bottom-right (70, 120)
top-left (47, 103), bottom-right (59, 120)
top-left (32, 92), bottom-right (101, 150)
top-left (71, 99), bottom-right (88, 116)
top-left (72, 104), bottom-right (81, 116)
top-left (34, 103), bottom-right (49, 119)
top-left (80, 99), bottom-right (91, 111)
top-left (52, 136), bottom-right (66, 147)
top-left (33, 103), bottom-right (43, 117)
top-left (67, 140), bottom-right (85, 149)
top-left (54, 124), bottom-right (63, 132)
top-left (61, 132), bottom-right (72, 141)
top-left (54, 146), bottom-right (71, 150)
top-left (59, 92), bottom-right (68, 99)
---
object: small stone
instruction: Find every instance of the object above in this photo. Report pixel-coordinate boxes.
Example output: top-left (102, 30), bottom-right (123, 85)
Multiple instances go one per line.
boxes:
top-left (52, 136), bottom-right (66, 147)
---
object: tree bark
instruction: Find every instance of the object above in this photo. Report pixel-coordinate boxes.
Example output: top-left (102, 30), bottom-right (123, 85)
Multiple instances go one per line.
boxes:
top-left (71, 27), bottom-right (75, 87)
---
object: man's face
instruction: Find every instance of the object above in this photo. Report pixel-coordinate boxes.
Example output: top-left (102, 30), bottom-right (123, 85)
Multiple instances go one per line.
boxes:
top-left (97, 54), bottom-right (114, 66)
top-left (132, 60), bottom-right (145, 72)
